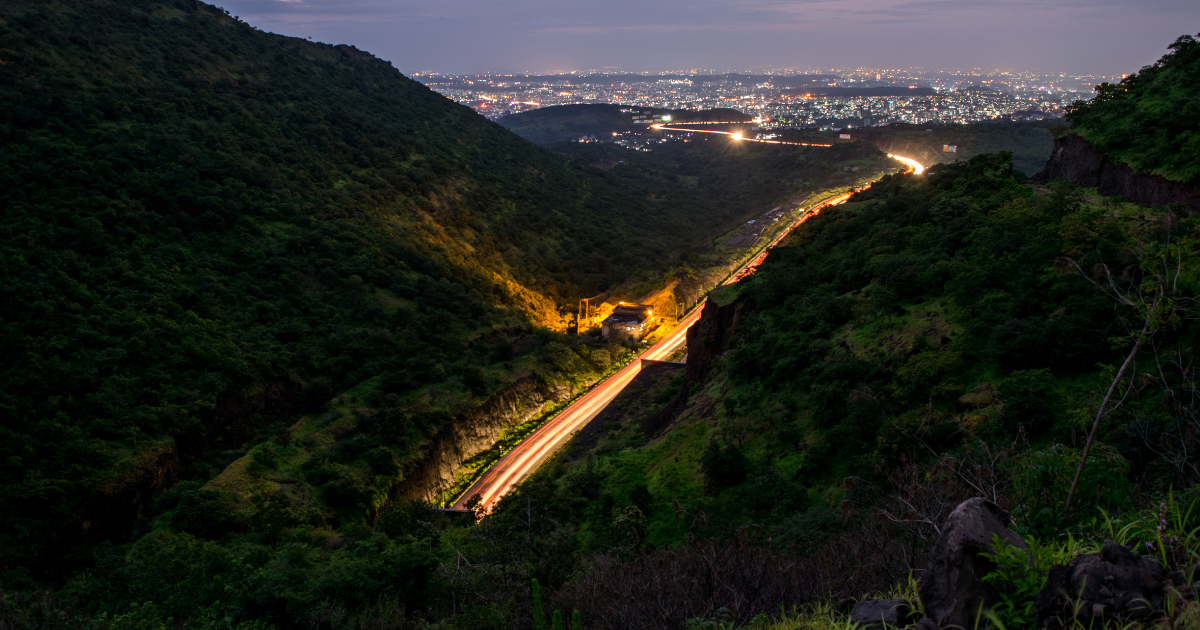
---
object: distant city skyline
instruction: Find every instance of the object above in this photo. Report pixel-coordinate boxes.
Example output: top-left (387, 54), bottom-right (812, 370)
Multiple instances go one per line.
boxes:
top-left (421, 68), bottom-right (1091, 132)
top-left (215, 0), bottom-right (1196, 77)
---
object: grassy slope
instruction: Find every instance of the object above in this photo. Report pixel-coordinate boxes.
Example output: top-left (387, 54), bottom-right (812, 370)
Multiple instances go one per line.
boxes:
top-left (1067, 33), bottom-right (1200, 182)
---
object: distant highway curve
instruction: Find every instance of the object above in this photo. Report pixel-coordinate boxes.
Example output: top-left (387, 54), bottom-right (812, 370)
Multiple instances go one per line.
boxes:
top-left (453, 147), bottom-right (923, 513)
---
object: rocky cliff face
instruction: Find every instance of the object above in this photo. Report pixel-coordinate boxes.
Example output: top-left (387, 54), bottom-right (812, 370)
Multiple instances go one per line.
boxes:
top-left (398, 374), bottom-right (572, 502)
top-left (643, 298), bottom-right (746, 435)
top-left (81, 445), bottom-right (182, 547)
top-left (1034, 134), bottom-right (1200, 213)
top-left (682, 299), bottom-right (744, 386)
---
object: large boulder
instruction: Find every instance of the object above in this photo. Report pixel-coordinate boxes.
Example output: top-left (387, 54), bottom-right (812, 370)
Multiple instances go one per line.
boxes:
top-left (918, 498), bottom-right (1029, 629)
top-left (849, 598), bottom-right (916, 629)
top-left (1034, 540), bottom-right (1169, 628)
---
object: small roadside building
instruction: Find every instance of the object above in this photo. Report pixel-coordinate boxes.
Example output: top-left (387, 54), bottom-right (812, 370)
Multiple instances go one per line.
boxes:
top-left (601, 303), bottom-right (656, 342)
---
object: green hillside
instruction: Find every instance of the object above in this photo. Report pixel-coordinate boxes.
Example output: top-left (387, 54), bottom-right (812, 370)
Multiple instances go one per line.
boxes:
top-left (498, 104), bottom-right (638, 144)
top-left (0, 0), bottom-right (900, 603)
top-left (7, 1), bottom-right (1196, 627)
top-left (0, 0), bottom-right (859, 579)
top-left (546, 138), bottom-right (884, 228)
top-left (0, 0), bottom-right (571, 577)
top-left (474, 153), bottom-right (1198, 627)
top-left (1067, 33), bottom-right (1200, 182)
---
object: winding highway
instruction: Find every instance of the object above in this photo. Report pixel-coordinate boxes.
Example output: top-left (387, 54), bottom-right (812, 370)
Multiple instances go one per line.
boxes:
top-left (453, 138), bottom-right (923, 514)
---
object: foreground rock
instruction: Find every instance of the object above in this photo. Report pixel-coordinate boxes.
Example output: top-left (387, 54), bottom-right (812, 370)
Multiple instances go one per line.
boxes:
top-left (918, 498), bottom-right (1029, 629)
top-left (1034, 540), bottom-right (1171, 628)
top-left (849, 598), bottom-right (916, 629)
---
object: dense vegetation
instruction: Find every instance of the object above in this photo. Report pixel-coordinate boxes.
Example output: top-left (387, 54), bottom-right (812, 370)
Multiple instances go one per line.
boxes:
top-left (3, 137), bottom-right (1196, 629)
top-left (430, 153), bottom-right (1196, 628)
top-left (495, 152), bottom-right (1191, 550)
top-left (497, 104), bottom-right (650, 144)
top-left (1068, 33), bottom-right (1200, 182)
top-left (723, 152), bottom-right (1195, 498)
top-left (0, 0), bottom-right (882, 581)
top-left (4, 0), bottom-right (1197, 626)
top-left (545, 138), bottom-right (885, 239)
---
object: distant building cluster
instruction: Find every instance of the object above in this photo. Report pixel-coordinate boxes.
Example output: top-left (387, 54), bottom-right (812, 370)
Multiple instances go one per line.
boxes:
top-left (609, 131), bottom-right (684, 151)
top-left (418, 67), bottom-right (1115, 129)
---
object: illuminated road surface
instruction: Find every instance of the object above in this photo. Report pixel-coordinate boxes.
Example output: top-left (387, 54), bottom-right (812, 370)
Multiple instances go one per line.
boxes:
top-left (453, 142), bottom-right (924, 513)
top-left (654, 123), bottom-right (832, 147)
top-left (452, 307), bottom-right (701, 511)
top-left (887, 153), bottom-right (925, 174)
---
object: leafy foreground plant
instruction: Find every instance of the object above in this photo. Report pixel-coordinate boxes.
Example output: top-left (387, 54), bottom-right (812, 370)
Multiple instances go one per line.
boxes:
top-left (981, 535), bottom-right (1043, 628)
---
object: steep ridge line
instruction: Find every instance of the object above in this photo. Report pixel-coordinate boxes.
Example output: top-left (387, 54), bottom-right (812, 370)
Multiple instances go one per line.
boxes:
top-left (452, 153), bottom-right (922, 513)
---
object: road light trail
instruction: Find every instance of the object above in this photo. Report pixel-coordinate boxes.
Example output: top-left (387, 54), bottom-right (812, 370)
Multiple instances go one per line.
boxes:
top-left (887, 153), bottom-right (925, 174)
top-left (453, 142), bottom-right (924, 514)
top-left (452, 307), bottom-right (702, 512)
top-left (653, 125), bottom-right (929, 174)
top-left (653, 123), bottom-right (832, 147)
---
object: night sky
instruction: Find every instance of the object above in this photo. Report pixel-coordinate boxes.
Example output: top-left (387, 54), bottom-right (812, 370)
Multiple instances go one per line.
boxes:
top-left (215, 0), bottom-right (1198, 75)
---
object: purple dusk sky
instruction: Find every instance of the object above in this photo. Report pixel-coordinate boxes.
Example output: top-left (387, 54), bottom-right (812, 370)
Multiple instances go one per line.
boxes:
top-left (213, 0), bottom-right (1198, 76)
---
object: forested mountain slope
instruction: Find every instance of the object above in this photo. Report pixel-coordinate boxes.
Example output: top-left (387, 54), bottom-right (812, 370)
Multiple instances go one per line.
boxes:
top-left (0, 0), bottom-right (838, 577)
top-left (1067, 33), bottom-right (1200, 183)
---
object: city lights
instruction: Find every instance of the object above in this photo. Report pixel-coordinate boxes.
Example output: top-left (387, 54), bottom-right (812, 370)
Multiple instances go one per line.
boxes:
top-left (422, 68), bottom-right (1113, 127)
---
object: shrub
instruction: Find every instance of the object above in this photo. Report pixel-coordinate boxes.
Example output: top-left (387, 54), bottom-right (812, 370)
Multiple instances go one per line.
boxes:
top-left (168, 488), bottom-right (237, 540)
top-left (367, 447), bottom-right (402, 478)
top-left (247, 443), bottom-right (279, 477)
top-left (996, 369), bottom-right (1058, 438)
top-left (629, 484), bottom-right (653, 516)
top-left (322, 472), bottom-right (372, 509)
top-left (591, 349), bottom-right (613, 371)
top-left (980, 535), bottom-right (1042, 629)
top-left (1009, 444), bottom-right (1134, 537)
top-left (700, 443), bottom-right (748, 489)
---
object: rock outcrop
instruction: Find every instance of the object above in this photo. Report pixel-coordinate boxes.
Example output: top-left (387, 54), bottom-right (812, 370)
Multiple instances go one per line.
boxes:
top-left (1035, 540), bottom-right (1172, 628)
top-left (918, 498), bottom-right (1029, 629)
top-left (398, 374), bottom-right (571, 502)
top-left (849, 598), bottom-right (917, 629)
top-left (81, 378), bottom-right (303, 555)
top-left (641, 298), bottom-right (745, 436)
top-left (1034, 133), bottom-right (1200, 214)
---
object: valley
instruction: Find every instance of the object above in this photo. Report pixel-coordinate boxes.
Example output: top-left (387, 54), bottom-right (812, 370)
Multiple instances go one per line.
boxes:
top-left (452, 161), bottom-right (921, 513)
top-left (0, 0), bottom-right (1197, 628)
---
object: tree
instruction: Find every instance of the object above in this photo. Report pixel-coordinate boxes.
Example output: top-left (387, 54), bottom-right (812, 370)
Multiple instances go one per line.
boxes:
top-left (532, 578), bottom-right (546, 630)
top-left (700, 442), bottom-right (748, 489)
top-left (1058, 235), bottom-right (1196, 513)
